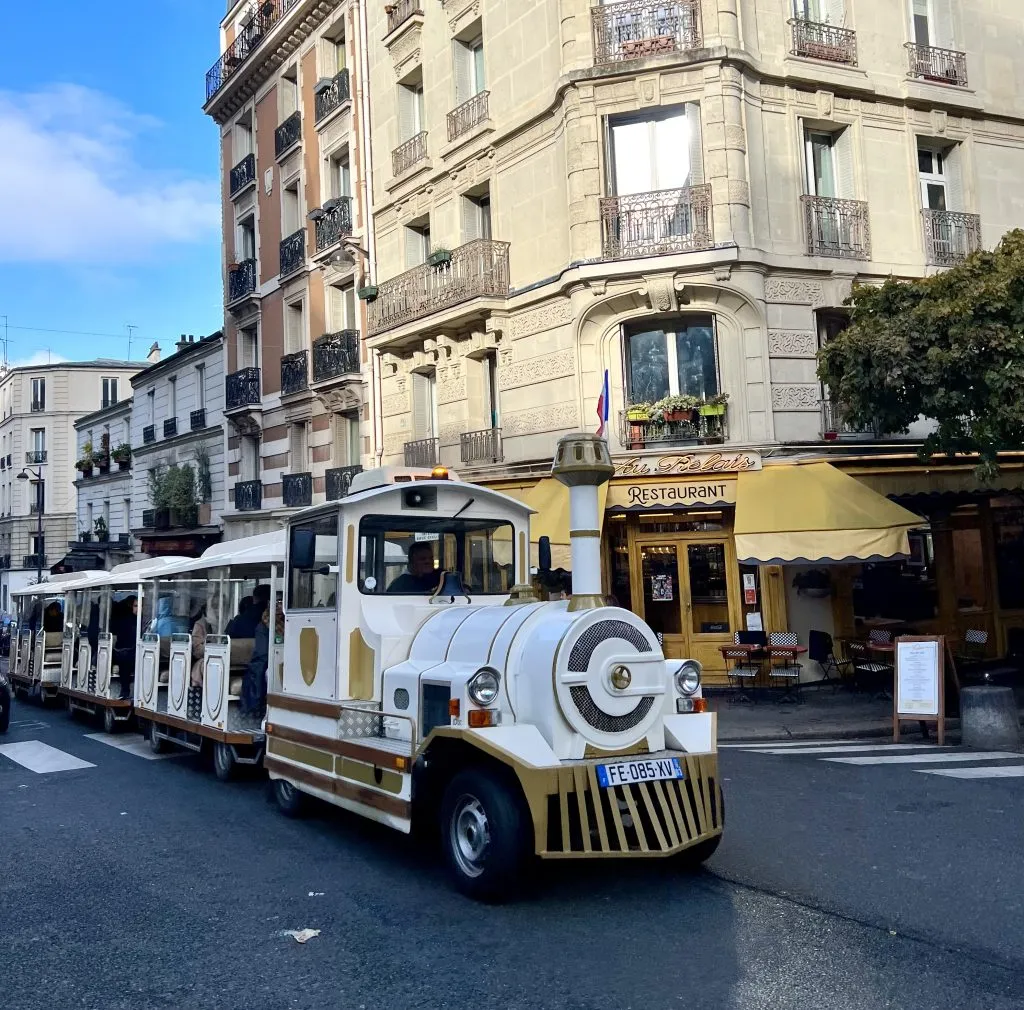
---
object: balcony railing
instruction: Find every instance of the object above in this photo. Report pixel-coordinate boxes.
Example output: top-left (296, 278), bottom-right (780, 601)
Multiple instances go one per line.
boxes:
top-left (368, 239), bottom-right (511, 335)
top-left (314, 69), bottom-right (351, 123)
top-left (922, 209), bottom-right (982, 267)
top-left (228, 258), bottom-right (258, 303)
top-left (600, 184), bottom-right (714, 260)
top-left (619, 406), bottom-right (728, 449)
top-left (312, 329), bottom-right (360, 382)
top-left (274, 111), bottom-right (302, 159)
top-left (142, 425), bottom-right (156, 445)
top-left (404, 437), bottom-right (439, 468)
top-left (820, 400), bottom-right (877, 440)
top-left (225, 367), bottom-right (262, 410)
top-left (25, 450), bottom-right (47, 465)
top-left (905, 42), bottom-right (968, 87)
top-left (205, 0), bottom-right (302, 101)
top-left (280, 228), bottom-right (305, 277)
top-left (392, 131), bottom-right (428, 176)
top-left (230, 153), bottom-right (256, 196)
top-left (281, 350), bottom-right (309, 395)
top-left (0, 556), bottom-right (10, 570)
top-left (326, 465), bottom-right (362, 500)
top-left (313, 198), bottom-right (353, 252)
top-left (24, 554), bottom-right (46, 570)
top-left (142, 509), bottom-right (155, 528)
top-left (386, 0), bottom-right (421, 34)
top-left (592, 0), bottom-right (702, 65)
top-left (163, 418), bottom-right (178, 438)
top-left (447, 91), bottom-right (490, 142)
top-left (788, 18), bottom-right (857, 65)
top-left (460, 427), bottom-right (503, 465)
top-left (282, 472), bottom-right (313, 508)
top-left (802, 195), bottom-right (870, 260)
top-left (234, 480), bottom-right (263, 512)
top-left (190, 408), bottom-right (207, 431)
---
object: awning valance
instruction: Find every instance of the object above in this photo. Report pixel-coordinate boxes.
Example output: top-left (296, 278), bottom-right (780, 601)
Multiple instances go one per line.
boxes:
top-left (734, 462), bottom-right (925, 564)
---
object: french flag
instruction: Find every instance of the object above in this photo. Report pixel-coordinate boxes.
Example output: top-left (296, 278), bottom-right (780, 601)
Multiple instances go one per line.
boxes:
top-left (596, 369), bottom-right (609, 438)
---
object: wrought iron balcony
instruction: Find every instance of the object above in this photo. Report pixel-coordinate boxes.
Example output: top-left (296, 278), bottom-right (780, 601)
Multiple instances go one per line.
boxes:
top-left (619, 405), bottom-right (728, 449)
top-left (228, 258), bottom-right (258, 303)
top-left (801, 195), bottom-right (871, 260)
top-left (142, 425), bottom-right (156, 445)
top-left (905, 43), bottom-right (968, 87)
top-left (0, 556), bottom-right (10, 570)
top-left (225, 367), bottom-right (262, 410)
top-left (404, 437), bottom-right (439, 468)
top-left (25, 450), bottom-right (47, 465)
top-left (313, 198), bottom-right (353, 252)
top-left (386, 0), bottom-right (421, 35)
top-left (447, 91), bottom-right (490, 142)
top-left (592, 0), bottom-right (702, 65)
top-left (600, 184), bottom-right (714, 260)
top-left (275, 111), bottom-right (302, 159)
top-left (392, 131), bottom-right (428, 176)
top-left (234, 480), bottom-right (263, 512)
top-left (922, 209), bottom-right (981, 267)
top-left (230, 153), bottom-right (256, 196)
top-left (820, 399), bottom-right (876, 440)
top-left (281, 350), bottom-right (309, 395)
top-left (24, 554), bottom-right (46, 569)
top-left (205, 0), bottom-right (301, 101)
top-left (326, 465), bottom-right (362, 500)
top-left (312, 329), bottom-right (360, 382)
top-left (314, 69), bottom-right (351, 123)
top-left (788, 18), bottom-right (857, 65)
top-left (460, 428), bottom-right (503, 465)
top-left (280, 228), bottom-right (305, 277)
top-left (163, 418), bottom-right (178, 438)
top-left (190, 408), bottom-right (207, 431)
top-left (142, 509), bottom-right (155, 528)
top-left (282, 472), bottom-right (312, 508)
top-left (368, 239), bottom-right (511, 335)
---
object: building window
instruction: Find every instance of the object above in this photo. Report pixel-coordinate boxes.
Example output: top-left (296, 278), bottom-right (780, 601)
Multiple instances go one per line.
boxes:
top-left (624, 316), bottom-right (719, 404)
top-left (241, 436), bottom-right (260, 481)
top-left (290, 423), bottom-right (309, 470)
top-left (328, 283), bottom-right (357, 331)
top-left (168, 376), bottom-right (177, 418)
top-left (462, 187), bottom-right (492, 242)
top-left (329, 151), bottom-right (351, 199)
top-left (285, 301), bottom-right (305, 354)
top-left (31, 533), bottom-right (44, 556)
top-left (30, 428), bottom-right (45, 455)
top-left (333, 411), bottom-right (361, 467)
top-left (411, 370), bottom-right (438, 440)
top-left (404, 219), bottom-right (431, 268)
top-left (240, 326), bottom-right (259, 369)
top-left (283, 183), bottom-right (301, 236)
top-left (124, 498), bottom-right (132, 532)
top-left (804, 128), bottom-right (854, 198)
top-left (234, 112), bottom-right (253, 162)
top-left (238, 216), bottom-right (256, 261)
top-left (918, 144), bottom-right (963, 211)
top-left (453, 32), bottom-right (485, 105)
top-left (483, 352), bottom-right (500, 428)
top-left (608, 106), bottom-right (704, 196)
top-left (147, 389), bottom-right (155, 424)
top-left (909, 0), bottom-right (955, 48)
top-left (397, 80), bottom-right (424, 141)
top-left (793, 0), bottom-right (845, 22)
top-left (102, 377), bottom-right (119, 408)
top-left (195, 363), bottom-right (206, 405)
top-left (30, 377), bottom-right (45, 412)
top-left (280, 67), bottom-right (299, 119)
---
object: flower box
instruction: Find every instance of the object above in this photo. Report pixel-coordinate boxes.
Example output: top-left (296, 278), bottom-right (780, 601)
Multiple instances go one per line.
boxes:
top-left (626, 407), bottom-right (650, 422)
top-left (698, 403), bottom-right (726, 416)
top-left (427, 249), bottom-right (453, 267)
top-left (357, 285), bottom-right (378, 301)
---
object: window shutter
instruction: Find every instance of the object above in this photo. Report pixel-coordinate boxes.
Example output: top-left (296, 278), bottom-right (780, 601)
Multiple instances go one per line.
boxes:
top-left (824, 0), bottom-right (845, 24)
top-left (462, 197), bottom-right (481, 242)
top-left (912, 0), bottom-right (930, 45)
top-left (944, 144), bottom-right (964, 212)
top-left (398, 85), bottom-right (414, 142)
top-left (473, 41), bottom-right (486, 93)
top-left (412, 372), bottom-right (433, 438)
top-left (453, 41), bottom-right (472, 105)
top-left (344, 284), bottom-right (356, 329)
top-left (931, 0), bottom-right (954, 48)
top-left (685, 103), bottom-right (704, 186)
top-left (834, 128), bottom-right (855, 199)
top-left (405, 227), bottom-right (424, 268)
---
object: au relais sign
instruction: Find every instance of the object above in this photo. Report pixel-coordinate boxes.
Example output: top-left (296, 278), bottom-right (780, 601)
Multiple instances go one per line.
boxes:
top-left (612, 451), bottom-right (762, 479)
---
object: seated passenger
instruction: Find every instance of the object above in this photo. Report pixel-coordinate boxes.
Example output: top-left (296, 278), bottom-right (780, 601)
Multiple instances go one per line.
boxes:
top-left (111, 597), bottom-right (138, 701)
top-left (225, 585), bottom-right (270, 639)
top-left (224, 595), bottom-right (252, 637)
top-left (43, 602), bottom-right (63, 633)
top-left (240, 604), bottom-right (281, 717)
top-left (151, 596), bottom-right (188, 637)
top-left (189, 604), bottom-right (210, 688)
top-left (386, 542), bottom-right (439, 594)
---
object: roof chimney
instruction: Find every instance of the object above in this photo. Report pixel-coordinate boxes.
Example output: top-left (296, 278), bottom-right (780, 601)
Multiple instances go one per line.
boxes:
top-left (175, 334), bottom-right (189, 352)
top-left (147, 342), bottom-right (161, 364)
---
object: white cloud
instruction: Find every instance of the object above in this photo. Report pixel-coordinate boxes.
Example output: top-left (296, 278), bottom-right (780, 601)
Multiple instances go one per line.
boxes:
top-left (7, 351), bottom-right (69, 368)
top-left (0, 84), bottom-right (219, 264)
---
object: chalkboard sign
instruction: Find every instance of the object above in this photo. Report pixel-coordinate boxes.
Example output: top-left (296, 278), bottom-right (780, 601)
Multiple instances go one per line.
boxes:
top-left (894, 635), bottom-right (945, 745)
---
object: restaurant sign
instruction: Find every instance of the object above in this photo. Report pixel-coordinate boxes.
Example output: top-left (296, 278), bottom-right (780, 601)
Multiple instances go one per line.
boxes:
top-left (607, 479), bottom-right (737, 511)
top-left (613, 451), bottom-right (761, 478)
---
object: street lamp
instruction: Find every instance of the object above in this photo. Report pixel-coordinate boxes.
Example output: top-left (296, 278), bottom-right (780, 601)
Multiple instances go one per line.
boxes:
top-left (17, 467), bottom-right (42, 585)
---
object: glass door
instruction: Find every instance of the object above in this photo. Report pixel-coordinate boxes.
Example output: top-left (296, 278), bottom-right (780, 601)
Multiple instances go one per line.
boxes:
top-left (636, 541), bottom-right (686, 659)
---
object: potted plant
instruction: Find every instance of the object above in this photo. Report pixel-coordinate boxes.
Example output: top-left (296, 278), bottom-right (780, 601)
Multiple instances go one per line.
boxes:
top-left (625, 403), bottom-right (651, 422)
top-left (112, 443), bottom-right (131, 469)
top-left (93, 516), bottom-right (109, 543)
top-left (651, 394), bottom-right (699, 423)
top-left (357, 284), bottom-right (378, 301)
top-left (698, 392), bottom-right (729, 416)
top-left (80, 529), bottom-right (92, 543)
top-left (793, 569), bottom-right (832, 599)
top-left (427, 246), bottom-right (453, 268)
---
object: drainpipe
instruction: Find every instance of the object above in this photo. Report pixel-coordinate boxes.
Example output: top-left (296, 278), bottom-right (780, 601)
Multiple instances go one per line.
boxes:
top-left (551, 433), bottom-right (614, 611)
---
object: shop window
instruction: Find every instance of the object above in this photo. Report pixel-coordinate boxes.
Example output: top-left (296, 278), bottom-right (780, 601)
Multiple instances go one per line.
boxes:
top-left (952, 526), bottom-right (987, 612)
top-left (624, 315), bottom-right (718, 404)
top-left (687, 543), bottom-right (730, 634)
top-left (606, 519), bottom-right (632, 612)
top-left (739, 564), bottom-right (763, 632)
top-left (853, 532), bottom-right (938, 623)
top-left (994, 508), bottom-right (1024, 610)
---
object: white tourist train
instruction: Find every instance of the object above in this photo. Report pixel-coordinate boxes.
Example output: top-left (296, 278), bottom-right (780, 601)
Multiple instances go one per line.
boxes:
top-left (4, 434), bottom-right (721, 899)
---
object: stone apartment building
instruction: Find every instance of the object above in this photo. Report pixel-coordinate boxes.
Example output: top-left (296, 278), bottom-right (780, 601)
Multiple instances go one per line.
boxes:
top-left (204, 0), bottom-right (372, 539)
top-left (0, 360), bottom-right (143, 611)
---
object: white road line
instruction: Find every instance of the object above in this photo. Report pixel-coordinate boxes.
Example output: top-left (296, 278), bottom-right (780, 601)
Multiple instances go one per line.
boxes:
top-left (919, 765), bottom-right (1024, 780)
top-left (0, 740), bottom-right (95, 773)
top-left (825, 751), bottom-right (1022, 766)
top-left (84, 732), bottom-right (178, 761)
top-left (720, 740), bottom-right (858, 749)
top-left (741, 743), bottom-right (942, 756)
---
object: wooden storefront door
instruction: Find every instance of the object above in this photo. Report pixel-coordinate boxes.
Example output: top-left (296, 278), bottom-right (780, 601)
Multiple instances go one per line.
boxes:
top-left (630, 533), bottom-right (740, 678)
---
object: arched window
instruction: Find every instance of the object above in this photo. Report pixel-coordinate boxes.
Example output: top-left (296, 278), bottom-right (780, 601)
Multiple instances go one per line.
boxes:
top-left (623, 315), bottom-right (719, 404)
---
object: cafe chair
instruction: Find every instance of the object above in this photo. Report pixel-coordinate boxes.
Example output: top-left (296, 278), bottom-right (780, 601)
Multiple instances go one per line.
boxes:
top-left (808, 630), bottom-right (851, 690)
top-left (722, 646), bottom-right (760, 704)
top-left (868, 628), bottom-right (893, 645)
top-left (955, 628), bottom-right (988, 666)
top-left (847, 640), bottom-right (894, 699)
top-left (767, 632), bottom-right (803, 703)
top-left (735, 629), bottom-right (768, 658)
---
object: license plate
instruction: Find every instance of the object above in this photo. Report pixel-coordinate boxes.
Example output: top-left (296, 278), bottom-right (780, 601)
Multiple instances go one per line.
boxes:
top-left (596, 757), bottom-right (685, 788)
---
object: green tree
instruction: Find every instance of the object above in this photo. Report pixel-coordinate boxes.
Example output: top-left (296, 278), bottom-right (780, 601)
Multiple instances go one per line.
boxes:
top-left (818, 228), bottom-right (1024, 477)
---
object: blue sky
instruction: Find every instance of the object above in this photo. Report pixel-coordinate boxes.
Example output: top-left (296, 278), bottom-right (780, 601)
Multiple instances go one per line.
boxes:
top-left (0, 1), bottom-right (223, 367)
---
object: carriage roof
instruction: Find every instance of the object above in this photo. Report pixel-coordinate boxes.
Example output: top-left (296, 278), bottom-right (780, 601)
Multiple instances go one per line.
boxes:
top-left (10, 570), bottom-right (107, 599)
top-left (144, 530), bottom-right (285, 578)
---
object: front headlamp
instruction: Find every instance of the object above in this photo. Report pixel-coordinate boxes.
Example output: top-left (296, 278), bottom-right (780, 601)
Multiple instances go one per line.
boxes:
top-left (674, 660), bottom-right (701, 696)
top-left (468, 668), bottom-right (500, 706)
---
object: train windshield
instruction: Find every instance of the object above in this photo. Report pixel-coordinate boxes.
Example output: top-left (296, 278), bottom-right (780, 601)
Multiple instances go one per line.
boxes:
top-left (358, 514), bottom-right (514, 596)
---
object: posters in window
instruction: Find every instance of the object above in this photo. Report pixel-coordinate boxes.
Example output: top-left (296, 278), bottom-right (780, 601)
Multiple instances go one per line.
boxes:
top-left (651, 574), bottom-right (673, 602)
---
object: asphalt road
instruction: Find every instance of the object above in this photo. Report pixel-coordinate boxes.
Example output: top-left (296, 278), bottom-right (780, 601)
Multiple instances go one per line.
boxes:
top-left (2, 707), bottom-right (1023, 1010)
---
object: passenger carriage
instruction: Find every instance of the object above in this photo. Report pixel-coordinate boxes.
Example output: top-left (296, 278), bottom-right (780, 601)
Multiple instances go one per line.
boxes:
top-left (266, 434), bottom-right (722, 900)
top-left (134, 531), bottom-right (284, 780)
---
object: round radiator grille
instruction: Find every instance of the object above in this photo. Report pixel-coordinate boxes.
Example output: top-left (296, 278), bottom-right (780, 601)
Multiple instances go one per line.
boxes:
top-left (567, 620), bottom-right (651, 672)
top-left (569, 687), bottom-right (655, 733)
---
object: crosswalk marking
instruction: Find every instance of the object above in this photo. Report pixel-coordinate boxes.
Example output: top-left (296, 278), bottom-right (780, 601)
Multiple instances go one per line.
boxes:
top-left (720, 740), bottom-right (855, 749)
top-left (741, 743), bottom-right (940, 756)
top-left (824, 751), bottom-right (1021, 766)
top-left (920, 765), bottom-right (1024, 779)
top-left (0, 740), bottom-right (95, 773)
top-left (84, 732), bottom-right (178, 761)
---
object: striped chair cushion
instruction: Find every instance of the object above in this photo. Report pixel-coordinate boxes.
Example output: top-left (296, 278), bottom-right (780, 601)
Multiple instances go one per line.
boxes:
top-left (868, 629), bottom-right (893, 643)
top-left (769, 632), bottom-right (799, 647)
top-left (964, 629), bottom-right (988, 645)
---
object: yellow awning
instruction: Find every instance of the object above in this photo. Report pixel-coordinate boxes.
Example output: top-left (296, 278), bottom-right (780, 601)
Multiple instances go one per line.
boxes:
top-left (500, 478), bottom-right (609, 546)
top-left (734, 462), bottom-right (925, 564)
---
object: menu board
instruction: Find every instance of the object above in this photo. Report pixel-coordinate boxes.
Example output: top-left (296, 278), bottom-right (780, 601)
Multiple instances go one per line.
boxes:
top-left (896, 638), bottom-right (941, 718)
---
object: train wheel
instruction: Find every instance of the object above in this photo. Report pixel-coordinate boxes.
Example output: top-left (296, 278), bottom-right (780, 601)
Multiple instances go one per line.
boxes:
top-left (213, 743), bottom-right (235, 782)
top-left (675, 834), bottom-right (722, 869)
top-left (103, 706), bottom-right (117, 735)
top-left (440, 769), bottom-right (528, 902)
top-left (272, 778), bottom-right (306, 817)
top-left (148, 720), bottom-right (165, 754)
